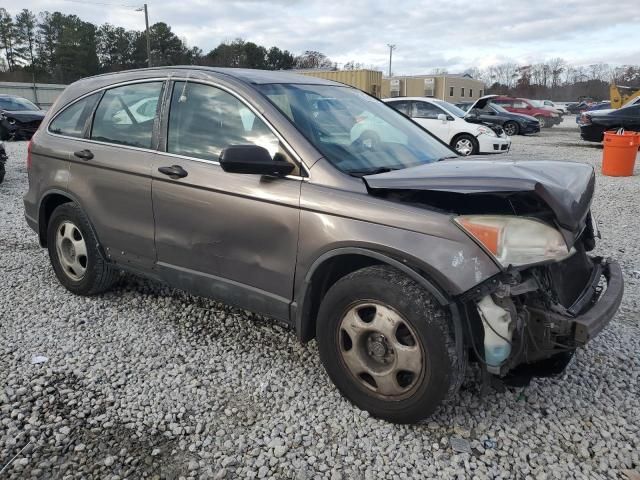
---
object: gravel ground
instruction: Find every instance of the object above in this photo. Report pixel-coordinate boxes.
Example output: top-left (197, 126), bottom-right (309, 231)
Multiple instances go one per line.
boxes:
top-left (1, 124), bottom-right (639, 480)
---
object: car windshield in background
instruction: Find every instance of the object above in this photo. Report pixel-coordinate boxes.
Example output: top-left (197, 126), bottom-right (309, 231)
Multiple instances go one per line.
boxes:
top-left (0, 97), bottom-right (39, 111)
top-left (529, 100), bottom-right (544, 107)
top-left (433, 100), bottom-right (467, 118)
top-left (257, 84), bottom-right (455, 176)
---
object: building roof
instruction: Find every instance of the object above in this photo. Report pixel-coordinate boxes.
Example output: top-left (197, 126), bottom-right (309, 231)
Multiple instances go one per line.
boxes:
top-left (385, 73), bottom-right (477, 80)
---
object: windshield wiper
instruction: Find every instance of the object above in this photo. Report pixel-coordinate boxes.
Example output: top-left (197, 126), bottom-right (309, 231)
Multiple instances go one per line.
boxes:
top-left (437, 155), bottom-right (458, 162)
top-left (347, 166), bottom-right (398, 177)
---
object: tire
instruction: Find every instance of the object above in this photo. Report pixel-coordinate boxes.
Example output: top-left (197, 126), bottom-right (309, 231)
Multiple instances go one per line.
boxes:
top-left (0, 163), bottom-right (4, 184)
top-left (47, 203), bottom-right (118, 295)
top-left (0, 126), bottom-right (9, 141)
top-left (451, 134), bottom-right (478, 156)
top-left (316, 265), bottom-right (464, 424)
top-left (503, 121), bottom-right (519, 136)
top-left (536, 116), bottom-right (549, 128)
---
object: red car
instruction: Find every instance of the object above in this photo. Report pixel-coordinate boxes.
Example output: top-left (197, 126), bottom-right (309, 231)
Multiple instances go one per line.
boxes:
top-left (489, 96), bottom-right (562, 128)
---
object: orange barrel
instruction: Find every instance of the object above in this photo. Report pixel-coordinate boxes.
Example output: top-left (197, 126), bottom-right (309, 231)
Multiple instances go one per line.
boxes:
top-left (602, 131), bottom-right (638, 176)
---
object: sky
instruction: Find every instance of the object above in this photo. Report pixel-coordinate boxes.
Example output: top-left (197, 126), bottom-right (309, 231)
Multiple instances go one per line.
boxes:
top-left (7, 0), bottom-right (640, 75)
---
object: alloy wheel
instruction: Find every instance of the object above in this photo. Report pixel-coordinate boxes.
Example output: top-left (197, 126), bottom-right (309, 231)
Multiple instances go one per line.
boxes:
top-left (337, 302), bottom-right (424, 400)
top-left (504, 123), bottom-right (518, 136)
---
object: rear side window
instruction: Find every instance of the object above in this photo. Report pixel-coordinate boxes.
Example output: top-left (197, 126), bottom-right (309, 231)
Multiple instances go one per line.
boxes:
top-left (387, 101), bottom-right (411, 116)
top-left (167, 81), bottom-right (280, 162)
top-left (49, 93), bottom-right (100, 138)
top-left (91, 82), bottom-right (163, 148)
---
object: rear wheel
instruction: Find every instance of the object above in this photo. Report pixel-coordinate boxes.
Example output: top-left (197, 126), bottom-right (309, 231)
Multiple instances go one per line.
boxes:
top-left (316, 265), bottom-right (464, 424)
top-left (47, 203), bottom-right (118, 295)
top-left (451, 134), bottom-right (478, 156)
top-left (503, 121), bottom-right (519, 136)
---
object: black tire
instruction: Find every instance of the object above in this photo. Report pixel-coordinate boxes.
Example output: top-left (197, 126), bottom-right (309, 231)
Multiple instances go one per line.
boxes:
top-left (47, 203), bottom-right (118, 295)
top-left (503, 121), bottom-right (519, 136)
top-left (0, 126), bottom-right (9, 141)
top-left (536, 116), bottom-right (549, 128)
top-left (451, 133), bottom-right (478, 156)
top-left (0, 163), bottom-right (4, 184)
top-left (316, 265), bottom-right (464, 424)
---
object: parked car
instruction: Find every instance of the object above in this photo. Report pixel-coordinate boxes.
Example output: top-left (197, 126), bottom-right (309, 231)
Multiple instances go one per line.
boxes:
top-left (575, 102), bottom-right (611, 123)
top-left (529, 100), bottom-right (563, 116)
top-left (0, 94), bottom-right (46, 140)
top-left (489, 96), bottom-right (561, 128)
top-left (579, 102), bottom-right (640, 142)
top-left (0, 142), bottom-right (6, 183)
top-left (544, 101), bottom-right (568, 114)
top-left (457, 96), bottom-right (541, 136)
top-left (383, 97), bottom-right (511, 155)
top-left (25, 67), bottom-right (623, 423)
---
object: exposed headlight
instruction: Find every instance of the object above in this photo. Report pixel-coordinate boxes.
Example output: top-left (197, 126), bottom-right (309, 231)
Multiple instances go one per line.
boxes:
top-left (477, 126), bottom-right (496, 137)
top-left (7, 118), bottom-right (16, 125)
top-left (454, 215), bottom-right (573, 267)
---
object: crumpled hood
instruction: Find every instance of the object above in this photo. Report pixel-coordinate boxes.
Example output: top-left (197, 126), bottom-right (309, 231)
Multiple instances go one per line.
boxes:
top-left (364, 155), bottom-right (595, 234)
top-left (1, 110), bottom-right (45, 122)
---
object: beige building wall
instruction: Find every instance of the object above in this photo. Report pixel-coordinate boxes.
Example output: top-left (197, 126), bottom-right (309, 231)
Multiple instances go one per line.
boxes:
top-left (382, 75), bottom-right (485, 103)
top-left (296, 69), bottom-right (383, 98)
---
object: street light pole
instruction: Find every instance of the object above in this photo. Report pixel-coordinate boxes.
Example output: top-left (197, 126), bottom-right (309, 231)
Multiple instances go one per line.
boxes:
top-left (137, 4), bottom-right (152, 67)
top-left (144, 4), bottom-right (151, 67)
top-left (387, 44), bottom-right (396, 77)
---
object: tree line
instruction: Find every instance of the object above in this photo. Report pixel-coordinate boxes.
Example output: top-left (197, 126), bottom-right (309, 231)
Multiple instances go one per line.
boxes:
top-left (462, 59), bottom-right (640, 101)
top-left (0, 8), bottom-right (338, 84)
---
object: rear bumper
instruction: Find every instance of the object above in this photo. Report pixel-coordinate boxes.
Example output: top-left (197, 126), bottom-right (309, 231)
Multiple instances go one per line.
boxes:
top-left (530, 258), bottom-right (623, 345)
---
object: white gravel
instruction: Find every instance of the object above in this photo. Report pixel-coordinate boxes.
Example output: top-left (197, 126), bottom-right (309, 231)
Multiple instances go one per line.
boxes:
top-left (1, 126), bottom-right (639, 479)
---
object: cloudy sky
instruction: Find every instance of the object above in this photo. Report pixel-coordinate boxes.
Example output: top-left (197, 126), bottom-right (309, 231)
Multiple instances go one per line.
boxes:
top-left (7, 0), bottom-right (640, 74)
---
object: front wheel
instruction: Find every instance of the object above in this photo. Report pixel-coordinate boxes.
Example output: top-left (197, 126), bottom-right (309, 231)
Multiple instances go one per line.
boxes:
top-left (536, 116), bottom-right (549, 128)
top-left (503, 121), bottom-right (519, 136)
top-left (316, 265), bottom-right (464, 424)
top-left (451, 134), bottom-right (478, 156)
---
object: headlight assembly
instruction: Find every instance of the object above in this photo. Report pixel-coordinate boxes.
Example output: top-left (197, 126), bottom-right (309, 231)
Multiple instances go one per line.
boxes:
top-left (454, 215), bottom-right (573, 267)
top-left (477, 126), bottom-right (496, 137)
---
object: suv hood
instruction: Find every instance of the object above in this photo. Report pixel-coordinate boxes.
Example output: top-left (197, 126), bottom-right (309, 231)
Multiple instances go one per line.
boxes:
top-left (364, 156), bottom-right (595, 243)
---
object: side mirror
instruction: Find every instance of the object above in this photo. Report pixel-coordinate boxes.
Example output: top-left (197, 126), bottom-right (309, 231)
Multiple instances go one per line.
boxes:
top-left (437, 113), bottom-right (448, 122)
top-left (219, 145), bottom-right (294, 176)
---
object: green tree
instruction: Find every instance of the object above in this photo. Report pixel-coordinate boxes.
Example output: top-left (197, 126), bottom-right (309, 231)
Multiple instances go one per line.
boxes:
top-left (14, 9), bottom-right (37, 68)
top-left (0, 8), bottom-right (17, 71)
top-left (265, 46), bottom-right (294, 70)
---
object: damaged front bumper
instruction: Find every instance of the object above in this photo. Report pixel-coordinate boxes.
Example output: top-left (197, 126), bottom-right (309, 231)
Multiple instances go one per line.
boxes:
top-left (460, 255), bottom-right (624, 377)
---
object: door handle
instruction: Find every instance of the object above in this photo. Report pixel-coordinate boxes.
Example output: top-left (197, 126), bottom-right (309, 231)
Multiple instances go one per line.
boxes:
top-left (158, 165), bottom-right (188, 179)
top-left (73, 149), bottom-right (94, 160)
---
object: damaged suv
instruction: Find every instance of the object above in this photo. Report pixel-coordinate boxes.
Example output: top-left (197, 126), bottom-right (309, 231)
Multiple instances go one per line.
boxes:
top-left (24, 68), bottom-right (623, 424)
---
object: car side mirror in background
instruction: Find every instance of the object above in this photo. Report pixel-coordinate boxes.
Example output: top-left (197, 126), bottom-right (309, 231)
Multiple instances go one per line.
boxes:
top-left (437, 113), bottom-right (448, 122)
top-left (219, 145), bottom-right (294, 176)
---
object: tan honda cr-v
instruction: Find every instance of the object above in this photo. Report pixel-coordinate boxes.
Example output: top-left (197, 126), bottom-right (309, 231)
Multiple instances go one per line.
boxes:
top-left (24, 67), bottom-right (623, 423)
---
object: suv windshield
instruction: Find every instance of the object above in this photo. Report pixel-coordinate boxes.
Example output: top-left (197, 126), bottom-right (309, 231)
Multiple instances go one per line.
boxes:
top-left (257, 84), bottom-right (455, 176)
top-left (0, 96), bottom-right (39, 111)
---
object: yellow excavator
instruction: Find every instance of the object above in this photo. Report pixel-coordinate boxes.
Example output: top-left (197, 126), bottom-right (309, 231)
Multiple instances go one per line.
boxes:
top-left (610, 84), bottom-right (640, 108)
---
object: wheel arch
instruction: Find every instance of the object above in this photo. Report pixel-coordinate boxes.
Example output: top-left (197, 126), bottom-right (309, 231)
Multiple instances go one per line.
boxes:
top-left (295, 247), bottom-right (452, 344)
top-left (37, 190), bottom-right (99, 250)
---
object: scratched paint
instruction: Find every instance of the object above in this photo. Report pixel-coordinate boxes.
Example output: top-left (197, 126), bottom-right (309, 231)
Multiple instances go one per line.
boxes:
top-left (452, 251), bottom-right (464, 268)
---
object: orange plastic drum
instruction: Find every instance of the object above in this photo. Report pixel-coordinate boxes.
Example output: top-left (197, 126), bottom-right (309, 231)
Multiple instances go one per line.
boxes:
top-left (602, 131), bottom-right (638, 176)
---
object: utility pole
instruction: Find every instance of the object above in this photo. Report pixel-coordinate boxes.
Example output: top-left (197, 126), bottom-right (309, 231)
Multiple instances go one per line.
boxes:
top-left (137, 4), bottom-right (152, 67)
top-left (387, 44), bottom-right (396, 77)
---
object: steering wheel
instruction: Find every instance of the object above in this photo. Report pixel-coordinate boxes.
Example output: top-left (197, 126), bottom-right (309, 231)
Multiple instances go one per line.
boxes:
top-left (350, 131), bottom-right (381, 151)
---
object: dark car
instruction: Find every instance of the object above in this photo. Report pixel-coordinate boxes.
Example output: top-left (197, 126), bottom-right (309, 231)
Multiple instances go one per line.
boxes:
top-left (574, 102), bottom-right (611, 123)
top-left (457, 96), bottom-right (541, 136)
top-left (0, 142), bottom-right (6, 183)
top-left (24, 67), bottom-right (623, 423)
top-left (0, 94), bottom-right (46, 140)
top-left (579, 103), bottom-right (640, 142)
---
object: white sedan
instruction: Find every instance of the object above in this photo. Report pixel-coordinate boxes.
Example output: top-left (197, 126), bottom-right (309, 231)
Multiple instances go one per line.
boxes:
top-left (384, 97), bottom-right (511, 156)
